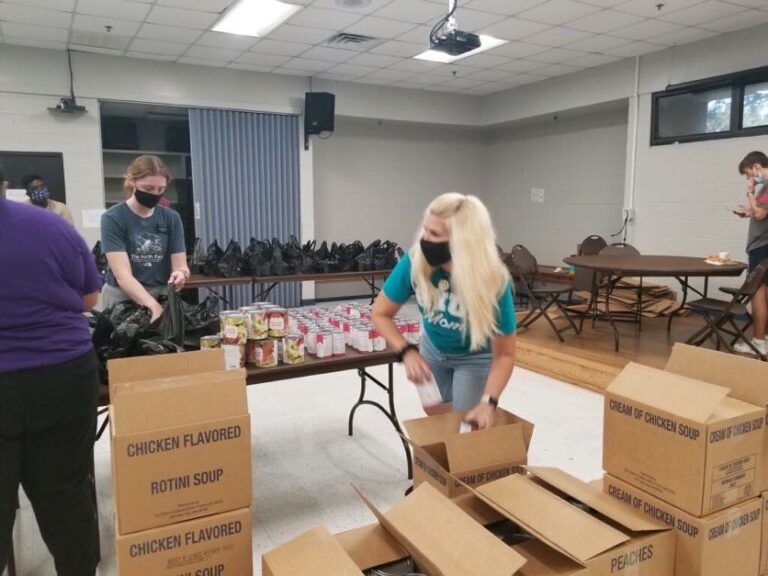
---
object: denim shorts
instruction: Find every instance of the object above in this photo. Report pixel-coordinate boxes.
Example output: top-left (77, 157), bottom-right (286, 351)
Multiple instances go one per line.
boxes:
top-left (748, 244), bottom-right (768, 284)
top-left (418, 332), bottom-right (493, 411)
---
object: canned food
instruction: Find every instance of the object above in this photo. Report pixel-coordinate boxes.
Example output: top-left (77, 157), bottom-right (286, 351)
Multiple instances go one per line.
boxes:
top-left (332, 331), bottom-right (346, 356)
top-left (306, 329), bottom-right (318, 355)
top-left (200, 335), bottom-right (221, 350)
top-left (254, 339), bottom-right (278, 368)
top-left (247, 308), bottom-right (269, 340)
top-left (371, 328), bottom-right (387, 352)
top-left (316, 332), bottom-right (333, 359)
top-left (222, 343), bottom-right (245, 369)
top-left (283, 334), bottom-right (305, 365)
top-left (223, 314), bottom-right (248, 345)
top-left (268, 308), bottom-right (288, 338)
top-left (219, 310), bottom-right (239, 333)
top-left (407, 322), bottom-right (421, 345)
top-left (245, 339), bottom-right (259, 364)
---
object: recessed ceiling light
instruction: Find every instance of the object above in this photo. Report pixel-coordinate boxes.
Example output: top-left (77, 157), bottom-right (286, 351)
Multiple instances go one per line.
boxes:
top-left (213, 0), bottom-right (302, 38)
top-left (414, 35), bottom-right (508, 64)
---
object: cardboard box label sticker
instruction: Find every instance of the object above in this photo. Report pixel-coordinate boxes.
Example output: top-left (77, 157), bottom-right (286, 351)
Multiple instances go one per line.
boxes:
top-left (710, 454), bottom-right (758, 510)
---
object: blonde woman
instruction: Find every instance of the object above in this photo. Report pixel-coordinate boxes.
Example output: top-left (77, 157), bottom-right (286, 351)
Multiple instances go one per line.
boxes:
top-left (100, 155), bottom-right (188, 321)
top-left (372, 193), bottom-right (516, 429)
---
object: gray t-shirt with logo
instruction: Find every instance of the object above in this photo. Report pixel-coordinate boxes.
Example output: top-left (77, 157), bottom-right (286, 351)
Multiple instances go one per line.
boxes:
top-left (747, 184), bottom-right (768, 251)
top-left (101, 202), bottom-right (185, 288)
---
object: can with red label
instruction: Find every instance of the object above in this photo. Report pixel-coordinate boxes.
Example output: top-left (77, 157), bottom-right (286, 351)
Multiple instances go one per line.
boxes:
top-left (268, 308), bottom-right (288, 338)
top-left (316, 332), bottom-right (333, 359)
top-left (254, 339), bottom-right (278, 368)
top-left (332, 331), bottom-right (346, 356)
top-left (283, 334), bottom-right (305, 365)
top-left (223, 314), bottom-right (248, 345)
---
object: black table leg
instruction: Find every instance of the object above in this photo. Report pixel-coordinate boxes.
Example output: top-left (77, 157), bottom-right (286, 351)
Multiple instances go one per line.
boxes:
top-left (668, 275), bottom-right (691, 332)
top-left (348, 363), bottom-right (413, 479)
top-left (256, 282), bottom-right (278, 302)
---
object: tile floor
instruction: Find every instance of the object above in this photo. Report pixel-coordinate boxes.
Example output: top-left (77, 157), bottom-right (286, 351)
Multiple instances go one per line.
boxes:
top-left (8, 363), bottom-right (604, 575)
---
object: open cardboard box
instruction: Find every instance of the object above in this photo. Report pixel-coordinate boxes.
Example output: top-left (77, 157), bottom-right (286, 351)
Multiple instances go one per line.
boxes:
top-left (469, 467), bottom-right (675, 576)
top-left (109, 351), bottom-right (252, 535)
top-left (601, 473), bottom-right (762, 576)
top-left (603, 361), bottom-right (763, 517)
top-left (262, 482), bottom-right (527, 575)
top-left (403, 409), bottom-right (534, 498)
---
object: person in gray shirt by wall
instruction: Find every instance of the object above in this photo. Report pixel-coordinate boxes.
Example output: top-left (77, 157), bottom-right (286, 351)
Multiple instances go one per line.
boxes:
top-left (734, 151), bottom-right (768, 356)
top-left (100, 155), bottom-right (189, 321)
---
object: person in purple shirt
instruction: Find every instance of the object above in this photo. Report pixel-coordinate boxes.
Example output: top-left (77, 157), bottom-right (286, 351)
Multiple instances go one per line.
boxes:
top-left (0, 167), bottom-right (103, 576)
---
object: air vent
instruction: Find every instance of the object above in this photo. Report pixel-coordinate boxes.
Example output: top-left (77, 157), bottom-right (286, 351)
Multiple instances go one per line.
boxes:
top-left (326, 32), bottom-right (383, 51)
top-left (69, 30), bottom-right (131, 51)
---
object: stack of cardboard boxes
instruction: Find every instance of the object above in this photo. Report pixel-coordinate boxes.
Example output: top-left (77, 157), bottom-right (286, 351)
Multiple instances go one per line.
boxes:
top-left (602, 344), bottom-right (768, 576)
top-left (108, 351), bottom-right (253, 576)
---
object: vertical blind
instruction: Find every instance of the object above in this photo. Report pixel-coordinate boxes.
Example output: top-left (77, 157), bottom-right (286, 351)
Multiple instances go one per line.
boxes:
top-left (189, 108), bottom-right (301, 307)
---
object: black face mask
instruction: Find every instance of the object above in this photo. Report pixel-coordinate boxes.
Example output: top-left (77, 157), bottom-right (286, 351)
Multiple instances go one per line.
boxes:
top-left (134, 189), bottom-right (163, 209)
top-left (420, 238), bottom-right (451, 267)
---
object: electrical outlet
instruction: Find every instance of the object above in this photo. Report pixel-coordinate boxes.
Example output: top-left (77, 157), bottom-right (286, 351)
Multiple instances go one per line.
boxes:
top-left (194, 202), bottom-right (201, 220)
top-left (623, 208), bottom-right (635, 221)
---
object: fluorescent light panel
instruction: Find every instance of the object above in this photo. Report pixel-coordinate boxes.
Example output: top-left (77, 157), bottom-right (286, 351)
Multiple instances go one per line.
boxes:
top-left (414, 35), bottom-right (508, 64)
top-left (213, 0), bottom-right (301, 37)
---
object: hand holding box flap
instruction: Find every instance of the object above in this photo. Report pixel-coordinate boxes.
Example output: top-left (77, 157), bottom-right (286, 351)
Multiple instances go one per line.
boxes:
top-left (607, 362), bottom-right (729, 423)
top-left (525, 467), bottom-right (664, 532)
top-left (335, 524), bottom-right (408, 572)
top-left (263, 526), bottom-right (364, 576)
top-left (476, 475), bottom-right (629, 565)
top-left (444, 423), bottom-right (527, 474)
top-left (354, 483), bottom-right (527, 575)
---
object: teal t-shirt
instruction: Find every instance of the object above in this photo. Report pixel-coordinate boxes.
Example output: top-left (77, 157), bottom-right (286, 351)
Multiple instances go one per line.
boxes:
top-left (101, 202), bottom-right (186, 288)
top-left (383, 253), bottom-right (516, 354)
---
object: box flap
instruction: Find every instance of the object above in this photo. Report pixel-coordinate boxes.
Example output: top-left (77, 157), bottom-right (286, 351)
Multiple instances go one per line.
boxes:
top-left (111, 370), bottom-right (247, 434)
top-left (666, 344), bottom-right (768, 407)
top-left (512, 540), bottom-right (586, 576)
top-left (109, 350), bottom-right (225, 387)
top-left (526, 467), bottom-right (665, 533)
top-left (476, 474), bottom-right (629, 565)
top-left (335, 524), bottom-right (408, 571)
top-left (607, 362), bottom-right (729, 423)
top-left (403, 408), bottom-right (532, 450)
top-left (445, 423), bottom-right (528, 473)
top-left (263, 526), bottom-right (363, 576)
top-left (355, 483), bottom-right (527, 575)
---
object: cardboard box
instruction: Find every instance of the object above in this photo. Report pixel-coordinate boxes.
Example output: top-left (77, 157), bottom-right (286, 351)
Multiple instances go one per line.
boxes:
top-left (603, 361), bottom-right (763, 517)
top-left (762, 492), bottom-right (768, 576)
top-left (602, 473), bottom-right (762, 576)
top-left (115, 507), bottom-right (252, 576)
top-left (109, 352), bottom-right (252, 535)
top-left (403, 409), bottom-right (533, 498)
top-left (666, 343), bottom-right (768, 493)
top-left (262, 482), bottom-right (527, 575)
top-left (471, 467), bottom-right (675, 576)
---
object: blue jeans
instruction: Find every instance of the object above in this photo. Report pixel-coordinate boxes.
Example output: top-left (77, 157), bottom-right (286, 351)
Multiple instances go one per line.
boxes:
top-left (419, 333), bottom-right (493, 411)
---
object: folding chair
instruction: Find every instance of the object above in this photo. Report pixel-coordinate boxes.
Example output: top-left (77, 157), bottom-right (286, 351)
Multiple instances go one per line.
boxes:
top-left (578, 235), bottom-right (607, 256)
top-left (562, 235), bottom-right (607, 329)
top-left (507, 245), bottom-right (579, 342)
top-left (597, 243), bottom-right (644, 329)
top-left (685, 258), bottom-right (768, 360)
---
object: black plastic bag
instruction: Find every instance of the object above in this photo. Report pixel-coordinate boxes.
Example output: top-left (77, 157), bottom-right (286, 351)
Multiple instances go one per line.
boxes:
top-left (157, 289), bottom-right (185, 345)
top-left (133, 337), bottom-right (183, 356)
top-left (203, 239), bottom-right (224, 277)
top-left (245, 239), bottom-right (272, 277)
top-left (270, 238), bottom-right (293, 276)
top-left (91, 241), bottom-right (108, 279)
top-left (298, 240), bottom-right (317, 274)
top-left (190, 237), bottom-right (207, 274)
top-left (217, 239), bottom-right (243, 278)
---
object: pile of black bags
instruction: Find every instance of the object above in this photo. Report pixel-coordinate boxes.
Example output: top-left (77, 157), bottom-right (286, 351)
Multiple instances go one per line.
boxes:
top-left (190, 235), bottom-right (400, 278)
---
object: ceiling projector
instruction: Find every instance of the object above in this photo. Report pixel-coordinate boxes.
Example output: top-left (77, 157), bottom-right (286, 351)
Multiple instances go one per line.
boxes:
top-left (430, 1), bottom-right (481, 56)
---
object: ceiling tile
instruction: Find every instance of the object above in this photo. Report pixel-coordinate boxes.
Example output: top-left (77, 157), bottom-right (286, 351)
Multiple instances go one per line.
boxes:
top-left (458, 52), bottom-right (510, 67)
top-left (564, 33), bottom-right (628, 51)
top-left (386, 58), bottom-right (442, 72)
top-left (576, 0), bottom-right (632, 6)
top-left (362, 68), bottom-right (414, 81)
top-left (661, 0), bottom-right (745, 24)
top-left (565, 52), bottom-right (621, 66)
top-left (481, 17), bottom-right (552, 39)
top-left (535, 63), bottom-right (583, 76)
top-left (137, 23), bottom-right (203, 43)
top-left (310, 0), bottom-right (392, 14)
top-left (2, 38), bottom-right (67, 50)
top-left (249, 39), bottom-right (312, 56)
top-left (345, 16), bottom-right (417, 38)
top-left (125, 51), bottom-right (177, 61)
top-left (568, 10), bottom-right (645, 32)
top-left (698, 8), bottom-right (768, 30)
top-left (356, 75), bottom-right (400, 85)
top-left (227, 63), bottom-right (277, 73)
top-left (66, 44), bottom-right (125, 56)
top-left (266, 24), bottom-right (335, 43)
top-left (314, 72), bottom-right (359, 81)
top-left (146, 5), bottom-right (220, 29)
top-left (465, 0), bottom-right (549, 16)
top-left (345, 52), bottom-right (403, 67)
top-left (0, 3), bottom-right (72, 28)
top-left (495, 58), bottom-right (548, 72)
top-left (465, 67), bottom-right (517, 81)
top-left (369, 39), bottom-right (425, 57)
top-left (298, 45), bottom-right (357, 62)
top-left (721, 0), bottom-right (768, 7)
top-left (1, 22), bottom-right (70, 42)
top-left (184, 45), bottom-right (241, 60)
top-left (195, 31), bottom-right (259, 50)
top-left (288, 7), bottom-right (364, 30)
top-left (515, 0), bottom-right (600, 25)
top-left (395, 24), bottom-right (433, 44)
top-left (76, 0), bottom-right (151, 21)
top-left (489, 40), bottom-right (549, 57)
top-left (528, 47), bottom-right (587, 63)
top-left (272, 67), bottom-right (313, 77)
top-left (177, 56), bottom-right (229, 66)
top-left (451, 8), bottom-right (508, 31)
top-left (509, 71), bottom-right (550, 84)
top-left (234, 52), bottom-right (291, 66)
top-left (434, 77), bottom-right (485, 89)
top-left (648, 26), bottom-right (719, 44)
top-left (523, 26), bottom-right (595, 46)
top-left (610, 19), bottom-right (683, 39)
top-left (602, 39), bottom-right (666, 56)
top-left (71, 14), bottom-right (141, 36)
top-left (616, 0), bottom-right (710, 18)
top-left (72, 27), bottom-right (135, 49)
top-left (1, 0), bottom-right (75, 10)
top-left (129, 37), bottom-right (190, 56)
top-left (326, 62), bottom-right (379, 77)
top-left (283, 57), bottom-right (336, 71)
top-left (396, 73), bottom-right (449, 86)
top-left (155, 0), bottom-right (233, 12)
top-left (373, 0), bottom-right (447, 24)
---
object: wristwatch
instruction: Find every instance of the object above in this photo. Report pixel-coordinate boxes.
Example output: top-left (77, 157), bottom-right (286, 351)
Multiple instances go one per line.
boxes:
top-left (481, 394), bottom-right (499, 409)
top-left (396, 343), bottom-right (418, 362)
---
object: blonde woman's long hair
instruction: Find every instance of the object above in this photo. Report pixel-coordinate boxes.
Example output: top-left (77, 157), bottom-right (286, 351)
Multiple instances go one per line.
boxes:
top-left (410, 193), bottom-right (510, 351)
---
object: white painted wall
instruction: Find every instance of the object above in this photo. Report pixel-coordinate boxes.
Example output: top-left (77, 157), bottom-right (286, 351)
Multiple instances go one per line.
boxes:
top-left (484, 105), bottom-right (628, 266)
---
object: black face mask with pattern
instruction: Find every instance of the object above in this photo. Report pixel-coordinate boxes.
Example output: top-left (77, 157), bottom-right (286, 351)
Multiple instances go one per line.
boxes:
top-left (134, 189), bottom-right (163, 209)
top-left (420, 238), bottom-right (451, 267)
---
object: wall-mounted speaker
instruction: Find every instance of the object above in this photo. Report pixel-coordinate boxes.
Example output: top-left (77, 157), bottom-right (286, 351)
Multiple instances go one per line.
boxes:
top-left (304, 92), bottom-right (335, 139)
